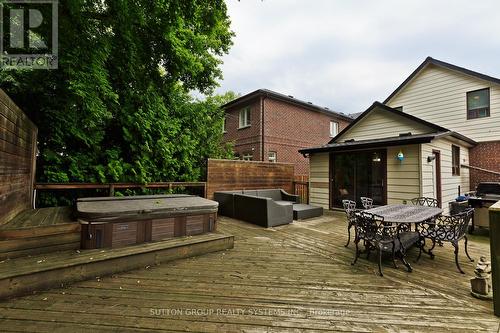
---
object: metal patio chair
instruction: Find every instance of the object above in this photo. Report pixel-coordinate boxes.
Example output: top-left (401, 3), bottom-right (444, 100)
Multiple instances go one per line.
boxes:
top-left (351, 211), bottom-right (414, 276)
top-left (342, 200), bottom-right (358, 247)
top-left (411, 197), bottom-right (439, 207)
top-left (360, 197), bottom-right (374, 210)
top-left (416, 208), bottom-right (474, 273)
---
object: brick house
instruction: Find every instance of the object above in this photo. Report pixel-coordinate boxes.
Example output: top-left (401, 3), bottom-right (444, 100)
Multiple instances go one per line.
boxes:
top-left (222, 89), bottom-right (352, 176)
top-left (303, 57), bottom-right (500, 212)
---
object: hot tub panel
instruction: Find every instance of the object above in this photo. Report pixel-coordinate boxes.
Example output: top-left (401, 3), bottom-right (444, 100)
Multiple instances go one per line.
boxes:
top-left (78, 195), bottom-right (218, 249)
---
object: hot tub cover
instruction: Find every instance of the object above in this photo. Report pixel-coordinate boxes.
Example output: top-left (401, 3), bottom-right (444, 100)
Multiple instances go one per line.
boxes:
top-left (77, 194), bottom-right (218, 222)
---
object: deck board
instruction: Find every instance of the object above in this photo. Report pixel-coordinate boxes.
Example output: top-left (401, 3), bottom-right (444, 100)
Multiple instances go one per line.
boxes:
top-left (0, 211), bottom-right (498, 332)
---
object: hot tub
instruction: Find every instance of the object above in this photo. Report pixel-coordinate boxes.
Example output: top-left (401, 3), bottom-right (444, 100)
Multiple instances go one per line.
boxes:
top-left (77, 195), bottom-right (218, 249)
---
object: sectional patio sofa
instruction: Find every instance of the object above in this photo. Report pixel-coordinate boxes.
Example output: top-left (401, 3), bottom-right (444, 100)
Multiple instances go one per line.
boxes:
top-left (214, 189), bottom-right (323, 227)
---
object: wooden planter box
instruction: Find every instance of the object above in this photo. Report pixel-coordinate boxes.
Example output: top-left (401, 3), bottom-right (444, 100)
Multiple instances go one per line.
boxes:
top-left (77, 195), bottom-right (218, 249)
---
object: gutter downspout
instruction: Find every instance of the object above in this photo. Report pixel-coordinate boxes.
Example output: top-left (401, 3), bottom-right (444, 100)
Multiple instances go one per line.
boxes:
top-left (261, 95), bottom-right (266, 161)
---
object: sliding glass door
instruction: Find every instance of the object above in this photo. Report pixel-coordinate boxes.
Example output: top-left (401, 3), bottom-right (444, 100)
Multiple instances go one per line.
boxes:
top-left (331, 150), bottom-right (386, 208)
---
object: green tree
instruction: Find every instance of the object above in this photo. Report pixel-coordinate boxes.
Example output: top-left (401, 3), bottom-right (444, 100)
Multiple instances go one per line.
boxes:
top-left (0, 0), bottom-right (234, 192)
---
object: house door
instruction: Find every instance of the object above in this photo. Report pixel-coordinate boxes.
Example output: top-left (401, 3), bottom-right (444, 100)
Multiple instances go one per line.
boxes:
top-left (330, 150), bottom-right (387, 208)
top-left (431, 150), bottom-right (442, 207)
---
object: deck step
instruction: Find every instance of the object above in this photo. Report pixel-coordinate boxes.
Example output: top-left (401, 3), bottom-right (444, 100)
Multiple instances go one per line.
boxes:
top-left (0, 207), bottom-right (81, 259)
top-left (0, 232), bottom-right (234, 299)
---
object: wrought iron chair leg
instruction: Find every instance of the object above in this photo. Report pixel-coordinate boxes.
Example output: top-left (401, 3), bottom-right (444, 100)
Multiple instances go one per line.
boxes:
top-left (416, 237), bottom-right (424, 262)
top-left (399, 251), bottom-right (413, 273)
top-left (428, 239), bottom-right (436, 259)
top-left (391, 242), bottom-right (398, 269)
top-left (345, 225), bottom-right (351, 247)
top-left (464, 236), bottom-right (474, 262)
top-left (351, 239), bottom-right (360, 265)
top-left (378, 249), bottom-right (383, 277)
top-left (453, 242), bottom-right (465, 274)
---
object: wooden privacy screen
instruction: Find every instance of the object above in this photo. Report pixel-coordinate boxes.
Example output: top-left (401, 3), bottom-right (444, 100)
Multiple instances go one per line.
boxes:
top-left (0, 89), bottom-right (37, 225)
top-left (206, 159), bottom-right (294, 199)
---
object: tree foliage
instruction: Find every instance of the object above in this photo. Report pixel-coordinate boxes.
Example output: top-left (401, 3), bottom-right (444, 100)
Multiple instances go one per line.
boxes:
top-left (0, 0), bottom-right (234, 189)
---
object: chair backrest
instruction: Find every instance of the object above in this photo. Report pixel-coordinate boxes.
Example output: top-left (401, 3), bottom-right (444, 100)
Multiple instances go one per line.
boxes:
top-left (411, 197), bottom-right (439, 207)
top-left (342, 200), bottom-right (357, 224)
top-left (457, 208), bottom-right (474, 238)
top-left (360, 197), bottom-right (374, 209)
top-left (354, 211), bottom-right (395, 241)
top-left (342, 199), bottom-right (356, 211)
top-left (434, 208), bottom-right (474, 241)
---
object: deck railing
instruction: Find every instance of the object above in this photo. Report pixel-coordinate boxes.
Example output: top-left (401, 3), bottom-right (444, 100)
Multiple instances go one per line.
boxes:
top-left (293, 181), bottom-right (309, 204)
top-left (34, 182), bottom-right (207, 208)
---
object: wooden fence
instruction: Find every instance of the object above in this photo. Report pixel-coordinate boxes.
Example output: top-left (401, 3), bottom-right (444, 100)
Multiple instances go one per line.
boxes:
top-left (0, 90), bottom-right (37, 225)
top-left (293, 181), bottom-right (309, 204)
top-left (206, 159), bottom-right (295, 199)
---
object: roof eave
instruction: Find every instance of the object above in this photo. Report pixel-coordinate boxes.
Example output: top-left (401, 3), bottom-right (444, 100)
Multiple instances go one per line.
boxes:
top-left (222, 89), bottom-right (353, 122)
top-left (327, 101), bottom-right (449, 144)
top-left (300, 135), bottom-right (436, 156)
top-left (435, 131), bottom-right (477, 147)
top-left (384, 57), bottom-right (500, 104)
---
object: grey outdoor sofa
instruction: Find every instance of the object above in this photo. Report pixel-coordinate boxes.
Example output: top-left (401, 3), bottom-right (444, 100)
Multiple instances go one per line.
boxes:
top-left (214, 189), bottom-right (299, 227)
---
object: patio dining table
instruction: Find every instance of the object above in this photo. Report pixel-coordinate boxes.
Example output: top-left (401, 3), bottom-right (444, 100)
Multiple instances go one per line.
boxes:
top-left (365, 204), bottom-right (442, 224)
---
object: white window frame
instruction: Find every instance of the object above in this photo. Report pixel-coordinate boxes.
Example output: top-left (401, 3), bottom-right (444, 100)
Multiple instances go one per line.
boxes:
top-left (222, 116), bottom-right (227, 133)
top-left (268, 151), bottom-right (277, 163)
top-left (329, 121), bottom-right (338, 137)
top-left (242, 152), bottom-right (253, 161)
top-left (239, 107), bottom-right (251, 128)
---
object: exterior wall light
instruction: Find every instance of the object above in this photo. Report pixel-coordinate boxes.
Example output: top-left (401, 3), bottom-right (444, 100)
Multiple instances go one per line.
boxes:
top-left (397, 150), bottom-right (404, 162)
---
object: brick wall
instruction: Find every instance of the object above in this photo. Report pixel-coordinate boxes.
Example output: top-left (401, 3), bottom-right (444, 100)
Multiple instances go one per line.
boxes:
top-left (469, 141), bottom-right (500, 189)
top-left (222, 98), bottom-right (262, 160)
top-left (222, 93), bottom-right (351, 176)
top-left (263, 98), bottom-right (350, 176)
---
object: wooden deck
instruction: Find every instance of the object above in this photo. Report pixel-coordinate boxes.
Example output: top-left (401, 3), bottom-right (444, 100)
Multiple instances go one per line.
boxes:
top-left (0, 212), bottom-right (498, 332)
top-left (0, 207), bottom-right (80, 259)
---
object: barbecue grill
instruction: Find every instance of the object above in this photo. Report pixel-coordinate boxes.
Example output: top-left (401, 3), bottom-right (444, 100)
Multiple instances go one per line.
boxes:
top-left (468, 182), bottom-right (500, 233)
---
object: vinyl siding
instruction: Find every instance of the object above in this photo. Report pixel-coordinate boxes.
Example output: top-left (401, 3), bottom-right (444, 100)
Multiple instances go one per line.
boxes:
top-left (386, 145), bottom-right (421, 204)
top-left (309, 153), bottom-right (329, 209)
top-left (387, 64), bottom-right (500, 142)
top-left (420, 138), bottom-right (470, 215)
top-left (337, 107), bottom-right (432, 142)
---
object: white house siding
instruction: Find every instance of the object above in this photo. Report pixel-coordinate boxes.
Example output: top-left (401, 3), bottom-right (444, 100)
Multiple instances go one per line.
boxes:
top-left (309, 152), bottom-right (329, 209)
top-left (387, 64), bottom-right (500, 143)
top-left (338, 107), bottom-right (432, 142)
top-left (420, 137), bottom-right (470, 214)
top-left (386, 145), bottom-right (421, 204)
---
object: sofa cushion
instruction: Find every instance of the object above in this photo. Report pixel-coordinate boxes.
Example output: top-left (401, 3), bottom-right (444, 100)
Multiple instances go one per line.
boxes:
top-left (274, 200), bottom-right (294, 206)
top-left (257, 189), bottom-right (282, 201)
top-left (243, 190), bottom-right (258, 196)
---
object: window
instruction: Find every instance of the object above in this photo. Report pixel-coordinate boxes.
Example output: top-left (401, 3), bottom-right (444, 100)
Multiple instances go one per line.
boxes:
top-left (268, 151), bottom-right (277, 163)
top-left (242, 152), bottom-right (253, 161)
top-left (452, 145), bottom-right (460, 176)
top-left (467, 88), bottom-right (490, 119)
top-left (222, 116), bottom-right (227, 133)
top-left (239, 107), bottom-right (251, 128)
top-left (329, 121), bottom-right (338, 137)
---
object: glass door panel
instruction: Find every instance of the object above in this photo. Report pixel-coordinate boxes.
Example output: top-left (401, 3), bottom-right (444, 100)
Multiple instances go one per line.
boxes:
top-left (332, 153), bottom-right (355, 207)
top-left (331, 150), bottom-right (386, 208)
